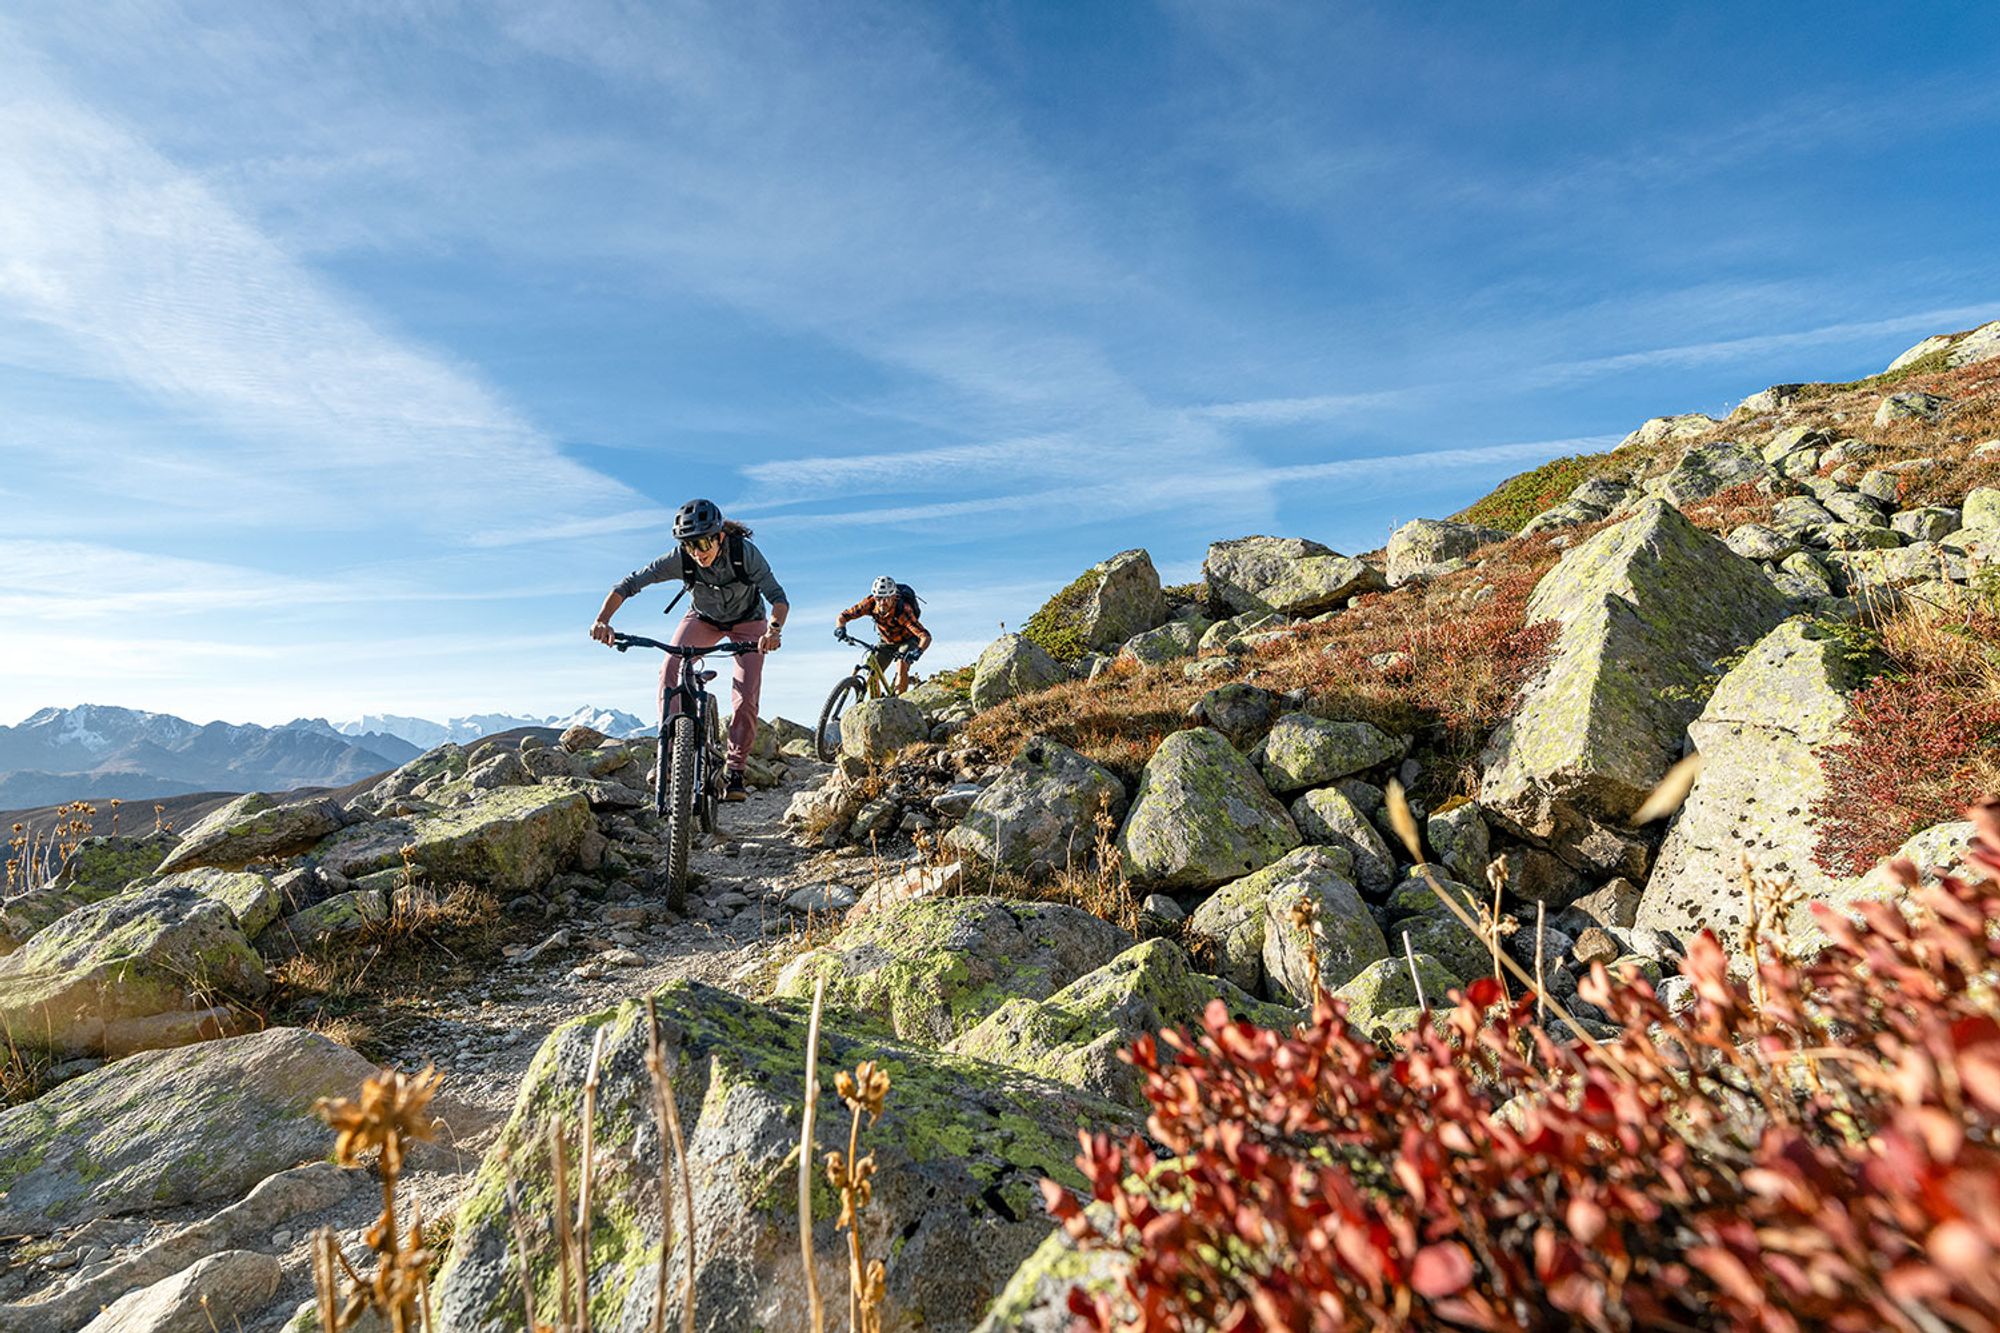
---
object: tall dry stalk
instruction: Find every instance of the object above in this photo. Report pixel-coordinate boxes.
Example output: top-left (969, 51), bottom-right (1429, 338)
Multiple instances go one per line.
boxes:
top-left (644, 997), bottom-right (698, 1333)
top-left (574, 1029), bottom-right (607, 1333)
top-left (1401, 930), bottom-right (1428, 1012)
top-left (799, 977), bottom-right (829, 1333)
top-left (550, 1117), bottom-right (575, 1329)
top-left (312, 1066), bottom-right (442, 1333)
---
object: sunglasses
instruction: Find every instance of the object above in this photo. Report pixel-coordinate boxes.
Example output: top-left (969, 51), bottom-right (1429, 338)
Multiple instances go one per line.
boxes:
top-left (683, 533), bottom-right (721, 552)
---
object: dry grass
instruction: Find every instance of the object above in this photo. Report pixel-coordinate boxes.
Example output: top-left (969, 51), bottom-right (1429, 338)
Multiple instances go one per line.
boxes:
top-left (267, 882), bottom-right (524, 1064)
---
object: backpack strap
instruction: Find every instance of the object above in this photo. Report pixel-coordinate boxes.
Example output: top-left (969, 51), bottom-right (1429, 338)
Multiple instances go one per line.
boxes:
top-left (727, 531), bottom-right (749, 584)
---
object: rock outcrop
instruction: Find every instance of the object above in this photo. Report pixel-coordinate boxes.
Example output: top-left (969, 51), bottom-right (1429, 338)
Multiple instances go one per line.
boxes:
top-left (434, 980), bottom-right (1133, 1333)
top-left (839, 697), bottom-right (928, 763)
top-left (772, 896), bottom-right (1132, 1043)
top-left (1637, 620), bottom-right (1872, 948)
top-left (970, 634), bottom-right (1066, 710)
top-left (155, 794), bottom-right (345, 875)
top-left (1480, 501), bottom-right (1790, 873)
top-left (1203, 536), bottom-right (1384, 617)
top-left (1384, 519), bottom-right (1507, 586)
top-left (944, 738), bottom-right (1127, 875)
top-left (1117, 728), bottom-right (1301, 891)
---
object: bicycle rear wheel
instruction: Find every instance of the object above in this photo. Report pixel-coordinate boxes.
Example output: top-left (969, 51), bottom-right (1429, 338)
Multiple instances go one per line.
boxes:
top-left (816, 676), bottom-right (864, 762)
top-left (665, 714), bottom-right (699, 910)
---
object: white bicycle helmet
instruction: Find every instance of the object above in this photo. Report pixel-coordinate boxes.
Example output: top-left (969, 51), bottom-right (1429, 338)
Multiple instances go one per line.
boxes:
top-left (871, 575), bottom-right (898, 598)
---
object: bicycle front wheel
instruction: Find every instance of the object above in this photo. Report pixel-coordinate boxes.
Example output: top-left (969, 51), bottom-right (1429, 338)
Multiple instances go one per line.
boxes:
top-left (665, 714), bottom-right (699, 911)
top-left (816, 676), bottom-right (864, 763)
top-left (697, 695), bottom-right (722, 833)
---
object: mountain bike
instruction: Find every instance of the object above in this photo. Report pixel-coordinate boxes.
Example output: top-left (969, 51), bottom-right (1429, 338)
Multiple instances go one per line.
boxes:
top-left (815, 629), bottom-right (912, 762)
top-left (610, 631), bottom-right (760, 908)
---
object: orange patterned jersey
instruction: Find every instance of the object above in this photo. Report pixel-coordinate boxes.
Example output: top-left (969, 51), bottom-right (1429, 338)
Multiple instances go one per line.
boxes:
top-left (839, 594), bottom-right (927, 644)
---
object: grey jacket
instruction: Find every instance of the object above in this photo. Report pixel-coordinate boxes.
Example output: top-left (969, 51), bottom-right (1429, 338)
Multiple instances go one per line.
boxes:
top-left (614, 536), bottom-right (787, 627)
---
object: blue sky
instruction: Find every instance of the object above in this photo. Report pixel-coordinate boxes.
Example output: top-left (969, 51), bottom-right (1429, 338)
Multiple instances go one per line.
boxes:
top-left (2, 1), bottom-right (1997, 730)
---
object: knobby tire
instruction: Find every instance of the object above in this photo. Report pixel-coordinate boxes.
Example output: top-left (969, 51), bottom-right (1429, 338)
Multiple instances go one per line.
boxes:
top-left (665, 713), bottom-right (699, 911)
top-left (816, 676), bottom-right (864, 762)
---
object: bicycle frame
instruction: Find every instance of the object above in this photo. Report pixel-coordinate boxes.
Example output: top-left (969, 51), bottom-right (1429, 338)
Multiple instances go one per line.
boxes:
top-left (611, 631), bottom-right (759, 812)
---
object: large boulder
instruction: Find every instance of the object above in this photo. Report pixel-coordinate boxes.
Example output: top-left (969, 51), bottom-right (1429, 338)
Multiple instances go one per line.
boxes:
top-left (1426, 800), bottom-right (1491, 887)
top-left (839, 696), bottom-right (928, 763)
top-left (1384, 519), bottom-right (1507, 586)
top-left (149, 867), bottom-right (282, 939)
top-left (1022, 549), bottom-right (1170, 658)
top-left (974, 1208), bottom-right (1130, 1333)
top-left (1657, 440), bottom-right (1769, 506)
top-left (154, 794), bottom-right (344, 875)
top-left (1636, 620), bottom-right (1870, 951)
top-left (0, 884), bottom-right (267, 1056)
top-left (369, 742), bottom-right (469, 802)
top-left (1874, 391), bottom-right (1950, 426)
top-left (946, 939), bottom-right (1289, 1107)
top-left (308, 784), bottom-right (592, 892)
top-left (1618, 414), bottom-right (1715, 450)
top-left (1479, 501), bottom-right (1790, 873)
top-left (1183, 847), bottom-right (1358, 999)
top-left (1117, 618), bottom-right (1208, 668)
top-left (1260, 856), bottom-right (1390, 1003)
top-left (970, 633), bottom-right (1066, 710)
top-left (433, 980), bottom-right (1133, 1333)
top-left (1202, 536), bottom-right (1385, 617)
top-left (1117, 728), bottom-right (1300, 892)
top-left (1333, 951), bottom-right (1460, 1039)
top-left (1186, 682), bottom-right (1284, 748)
top-left (1253, 713), bottom-right (1403, 794)
top-left (1289, 786), bottom-right (1396, 893)
top-left (50, 832), bottom-right (181, 900)
top-left (943, 738), bottom-right (1127, 875)
top-left (0, 1028), bottom-right (381, 1235)
top-left (772, 896), bottom-right (1132, 1043)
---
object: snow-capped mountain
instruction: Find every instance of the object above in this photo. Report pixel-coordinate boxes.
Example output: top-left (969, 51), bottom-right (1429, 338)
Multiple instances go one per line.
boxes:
top-left (0, 706), bottom-right (423, 811)
top-left (333, 706), bottom-right (651, 749)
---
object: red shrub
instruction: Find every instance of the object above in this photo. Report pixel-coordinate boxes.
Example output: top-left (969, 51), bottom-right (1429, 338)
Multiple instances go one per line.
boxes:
top-left (1051, 804), bottom-right (2000, 1331)
top-left (1813, 674), bottom-right (2000, 877)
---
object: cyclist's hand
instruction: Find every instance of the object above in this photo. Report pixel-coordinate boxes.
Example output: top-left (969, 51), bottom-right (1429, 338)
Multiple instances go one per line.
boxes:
top-left (759, 626), bottom-right (783, 653)
top-left (590, 621), bottom-right (615, 645)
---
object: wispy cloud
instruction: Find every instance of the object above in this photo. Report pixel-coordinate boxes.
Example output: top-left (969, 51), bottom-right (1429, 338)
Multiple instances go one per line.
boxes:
top-left (0, 56), bottom-right (637, 538)
top-left (1188, 389), bottom-right (1410, 425)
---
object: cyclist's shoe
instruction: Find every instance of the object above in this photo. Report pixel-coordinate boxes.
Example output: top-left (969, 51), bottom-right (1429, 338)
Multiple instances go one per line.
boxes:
top-left (723, 770), bottom-right (748, 802)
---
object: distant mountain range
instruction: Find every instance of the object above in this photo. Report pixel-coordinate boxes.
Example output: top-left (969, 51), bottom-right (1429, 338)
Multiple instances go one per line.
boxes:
top-left (325, 707), bottom-right (651, 750)
top-left (0, 703), bottom-right (650, 811)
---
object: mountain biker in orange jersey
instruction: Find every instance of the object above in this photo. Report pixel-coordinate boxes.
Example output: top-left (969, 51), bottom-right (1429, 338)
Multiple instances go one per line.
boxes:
top-left (590, 499), bottom-right (788, 802)
top-left (835, 576), bottom-right (932, 695)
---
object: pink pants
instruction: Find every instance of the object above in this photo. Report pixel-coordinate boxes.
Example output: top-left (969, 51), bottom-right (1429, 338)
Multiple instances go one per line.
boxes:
top-left (659, 613), bottom-right (766, 771)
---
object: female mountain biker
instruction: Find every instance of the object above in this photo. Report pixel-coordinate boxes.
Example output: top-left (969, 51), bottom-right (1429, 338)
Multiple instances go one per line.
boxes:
top-left (590, 499), bottom-right (788, 801)
top-left (834, 575), bottom-right (932, 695)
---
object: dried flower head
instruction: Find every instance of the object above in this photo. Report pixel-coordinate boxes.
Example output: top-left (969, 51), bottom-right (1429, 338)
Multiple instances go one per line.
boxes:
top-left (835, 1060), bottom-right (891, 1121)
top-left (317, 1066), bottom-right (440, 1175)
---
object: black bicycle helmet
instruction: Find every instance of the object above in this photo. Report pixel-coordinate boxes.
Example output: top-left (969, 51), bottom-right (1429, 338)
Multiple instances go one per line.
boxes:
top-left (672, 498), bottom-right (724, 541)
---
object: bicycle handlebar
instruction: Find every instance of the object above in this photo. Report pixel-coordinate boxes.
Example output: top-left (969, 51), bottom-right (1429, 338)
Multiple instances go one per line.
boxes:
top-left (611, 632), bottom-right (762, 657)
top-left (835, 629), bottom-right (883, 650)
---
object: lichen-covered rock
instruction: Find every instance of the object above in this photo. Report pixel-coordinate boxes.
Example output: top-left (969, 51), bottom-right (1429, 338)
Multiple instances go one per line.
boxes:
top-left (1119, 616), bottom-right (1212, 668)
top-left (1381, 872), bottom-right (1490, 983)
top-left (1289, 786), bottom-right (1396, 893)
top-left (1480, 501), bottom-right (1789, 872)
top-left (1637, 620), bottom-right (1874, 952)
top-left (154, 793), bottom-right (344, 875)
top-left (1426, 800), bottom-right (1491, 887)
top-left (1022, 549), bottom-right (1170, 658)
top-left (1261, 856), bottom-right (1389, 1003)
top-left (50, 832), bottom-right (180, 900)
top-left (1725, 523), bottom-right (1799, 562)
top-left (1873, 391), bottom-right (1950, 426)
top-left (970, 633), bottom-right (1067, 710)
top-left (973, 1205), bottom-right (1130, 1333)
top-left (1658, 440), bottom-right (1769, 507)
top-left (433, 980), bottom-right (1132, 1333)
top-left (1619, 414), bottom-right (1716, 451)
top-left (1253, 713), bottom-right (1402, 795)
top-left (1186, 682), bottom-right (1284, 748)
top-left (946, 939), bottom-right (1290, 1107)
top-left (371, 743), bottom-right (470, 803)
top-left (944, 738), bottom-right (1126, 875)
top-left (772, 896), bottom-right (1132, 1043)
top-left (278, 887), bottom-right (390, 943)
top-left (838, 697), bottom-right (928, 764)
top-left (1892, 506), bottom-right (1962, 543)
top-left (1203, 535), bottom-right (1385, 617)
top-left (1790, 821), bottom-right (1980, 960)
top-left (1384, 519), bottom-right (1507, 586)
top-left (309, 784), bottom-right (591, 892)
top-left (148, 867), bottom-right (281, 939)
top-left (0, 1028), bottom-right (382, 1235)
top-left (1333, 952), bottom-right (1460, 1038)
top-left (1183, 845), bottom-right (1350, 995)
top-left (1962, 487), bottom-right (2000, 530)
top-left (0, 884), bottom-right (268, 1056)
top-left (1117, 728), bottom-right (1300, 891)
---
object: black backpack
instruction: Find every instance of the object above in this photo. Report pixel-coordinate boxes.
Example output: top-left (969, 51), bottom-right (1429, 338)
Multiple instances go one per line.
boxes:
top-left (661, 532), bottom-right (752, 618)
top-left (895, 581), bottom-right (922, 614)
